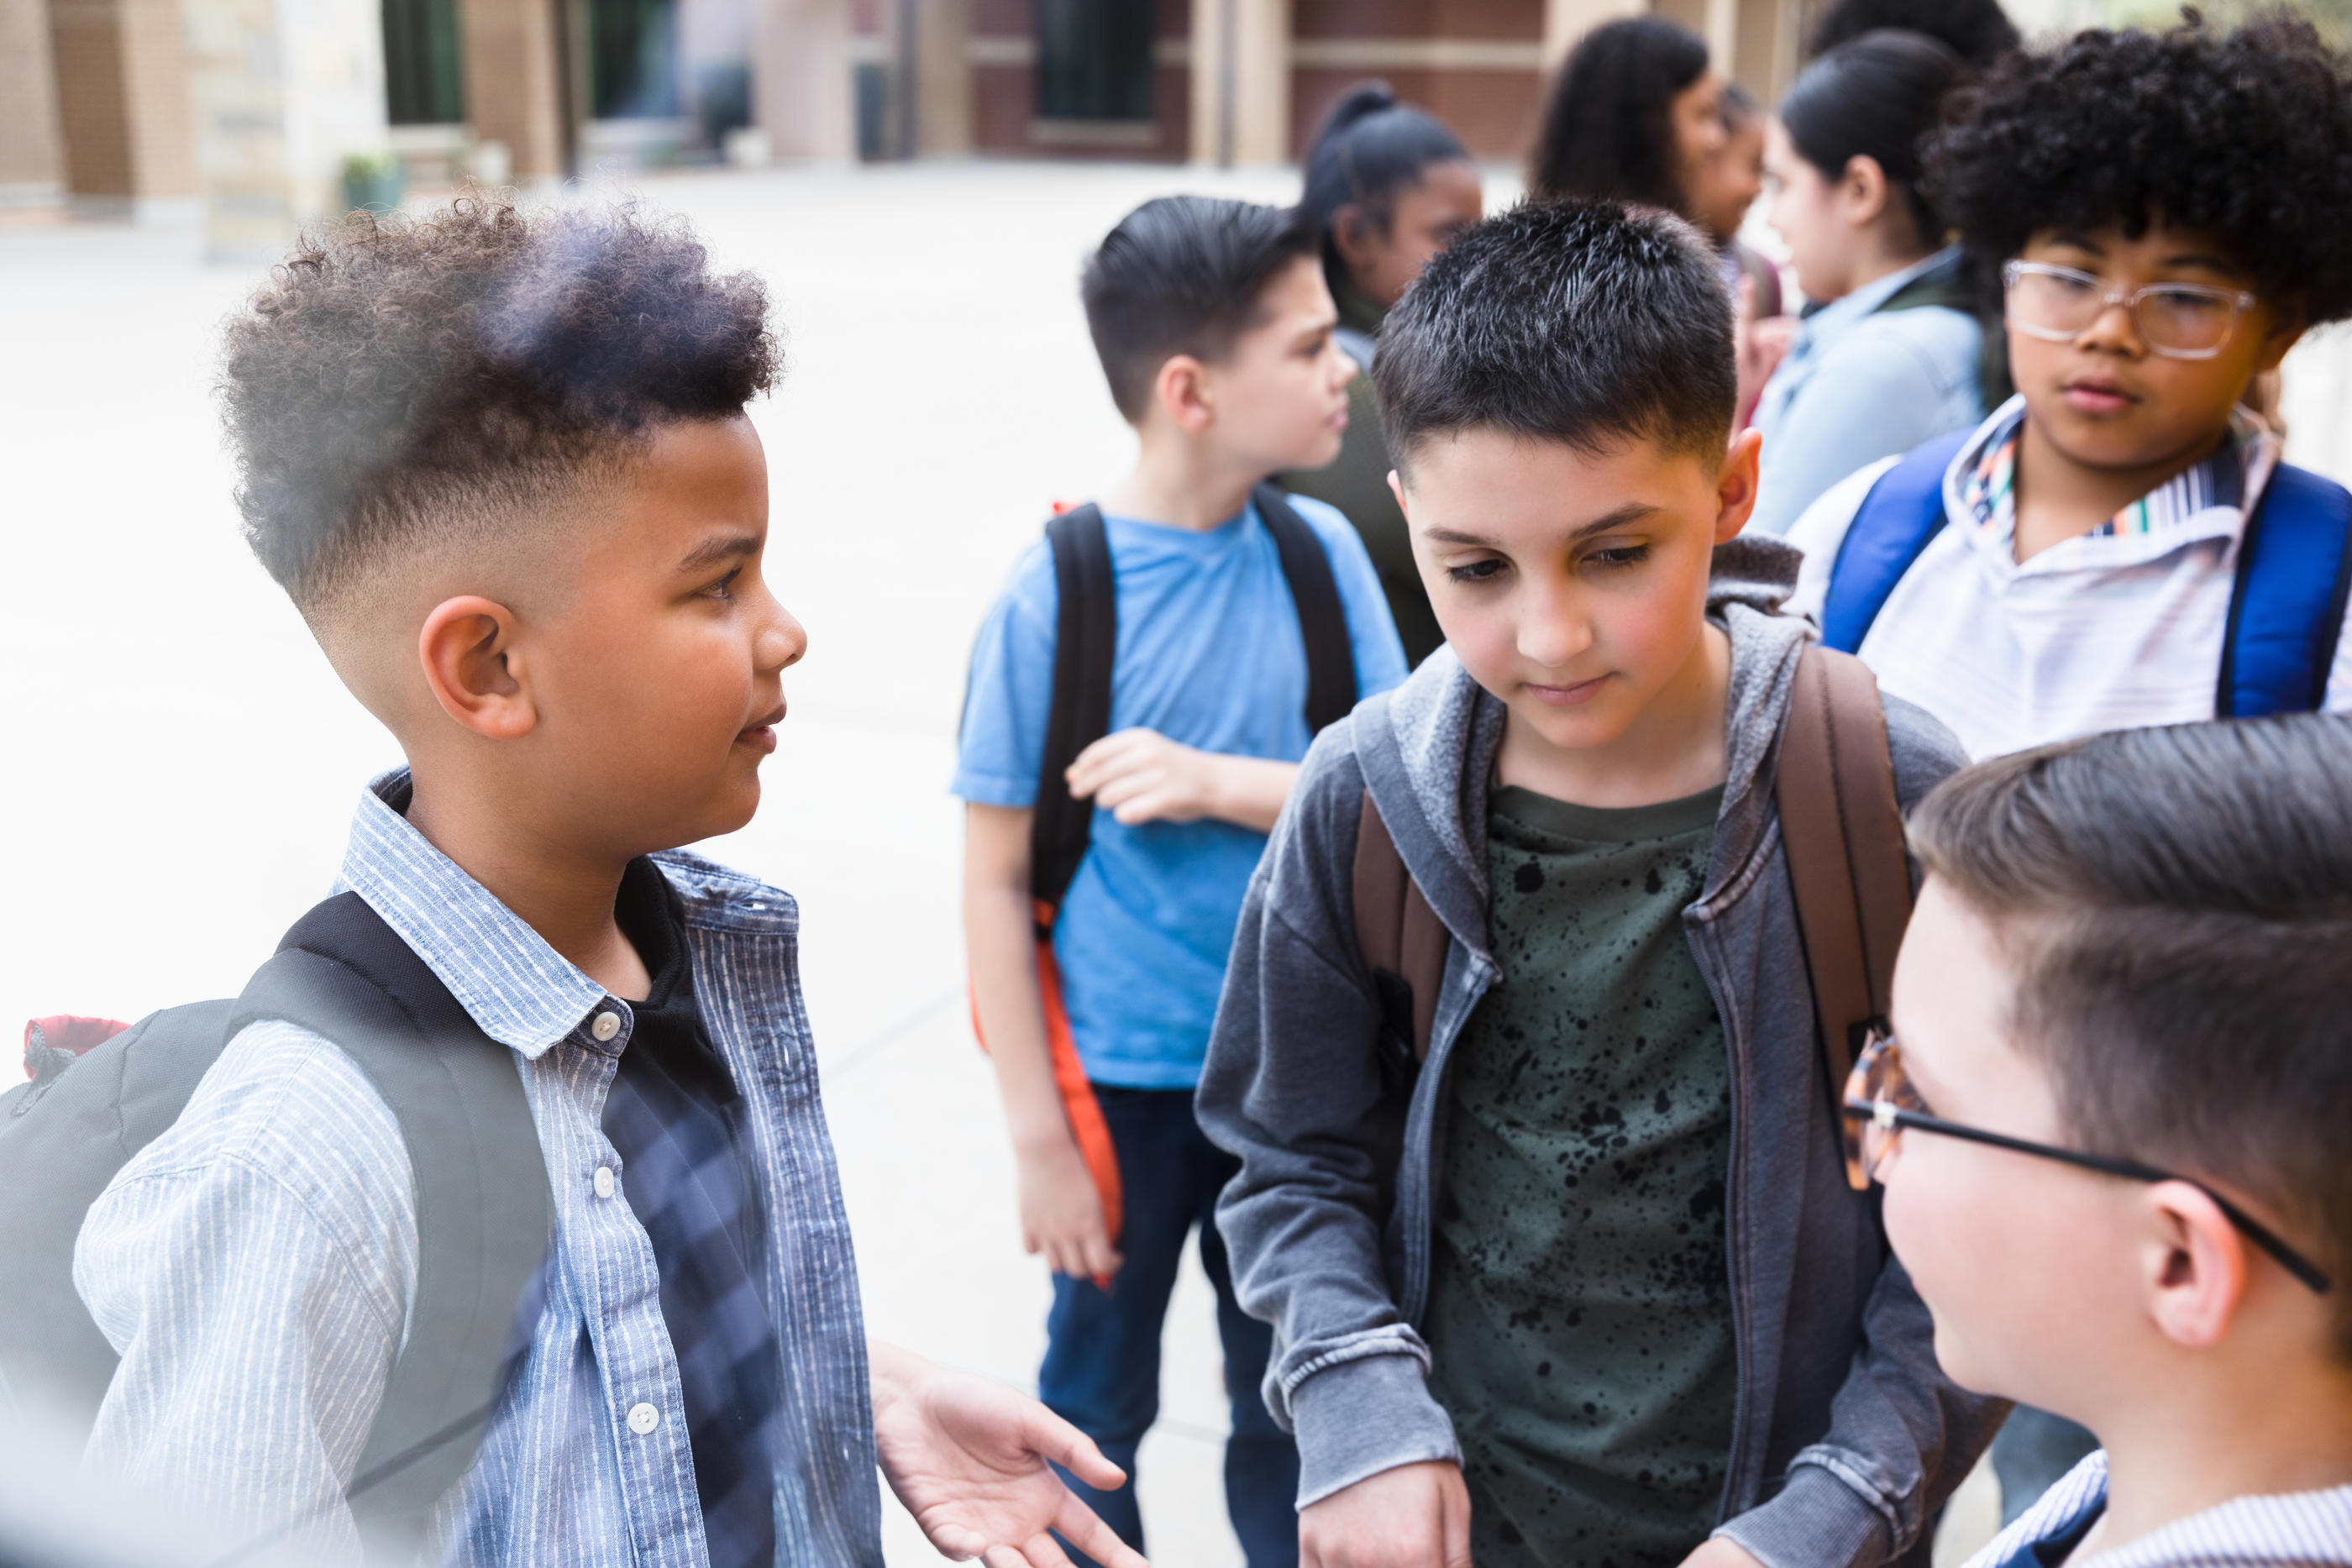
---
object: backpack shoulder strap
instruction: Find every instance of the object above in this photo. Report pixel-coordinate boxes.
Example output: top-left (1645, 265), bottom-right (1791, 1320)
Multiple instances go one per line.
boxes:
top-left (1032, 504), bottom-right (1116, 926)
top-left (2217, 461), bottom-right (2352, 717)
top-left (234, 892), bottom-right (554, 1556)
top-left (1819, 427), bottom-right (1975, 654)
top-left (1255, 483), bottom-right (1360, 733)
top-left (1773, 645), bottom-right (1913, 1098)
top-left (1352, 790), bottom-right (1446, 1064)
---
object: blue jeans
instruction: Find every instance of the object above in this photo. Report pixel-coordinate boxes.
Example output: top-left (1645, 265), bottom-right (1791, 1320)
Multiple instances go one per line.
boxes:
top-left (1038, 1086), bottom-right (1300, 1568)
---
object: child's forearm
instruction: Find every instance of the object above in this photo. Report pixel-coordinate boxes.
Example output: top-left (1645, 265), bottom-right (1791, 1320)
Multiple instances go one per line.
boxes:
top-left (967, 884), bottom-right (1075, 1152)
top-left (1203, 754), bottom-right (1302, 833)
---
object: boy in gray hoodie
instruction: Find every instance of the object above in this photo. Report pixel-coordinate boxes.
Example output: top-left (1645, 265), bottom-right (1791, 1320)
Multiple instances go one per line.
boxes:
top-left (1195, 201), bottom-right (2002, 1568)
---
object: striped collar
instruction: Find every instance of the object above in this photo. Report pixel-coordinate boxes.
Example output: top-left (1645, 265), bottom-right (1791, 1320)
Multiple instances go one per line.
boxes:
top-left (1960, 402), bottom-right (2254, 551)
top-left (1972, 1450), bottom-right (2352, 1568)
top-left (334, 768), bottom-right (613, 1060)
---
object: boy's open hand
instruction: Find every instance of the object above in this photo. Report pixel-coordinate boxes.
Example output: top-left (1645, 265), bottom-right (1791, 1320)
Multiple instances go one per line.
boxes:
top-left (872, 1340), bottom-right (1148, 1568)
top-left (1016, 1136), bottom-right (1122, 1282)
top-left (1299, 1460), bottom-right (1472, 1568)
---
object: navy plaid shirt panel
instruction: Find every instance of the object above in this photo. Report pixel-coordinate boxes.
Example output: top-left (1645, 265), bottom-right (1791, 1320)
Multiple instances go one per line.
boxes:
top-left (606, 860), bottom-right (786, 1568)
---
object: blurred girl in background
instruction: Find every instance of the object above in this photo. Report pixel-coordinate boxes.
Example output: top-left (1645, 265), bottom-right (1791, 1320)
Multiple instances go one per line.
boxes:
top-left (1283, 82), bottom-right (1481, 666)
top-left (1528, 18), bottom-right (1775, 316)
top-left (1748, 29), bottom-right (1982, 536)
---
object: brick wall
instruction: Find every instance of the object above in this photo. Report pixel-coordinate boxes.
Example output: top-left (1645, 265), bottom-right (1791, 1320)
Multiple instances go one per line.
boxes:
top-left (47, 0), bottom-right (198, 199)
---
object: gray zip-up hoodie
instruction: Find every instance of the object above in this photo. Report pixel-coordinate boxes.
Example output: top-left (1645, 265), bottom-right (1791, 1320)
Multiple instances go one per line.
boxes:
top-left (1197, 537), bottom-right (2007, 1568)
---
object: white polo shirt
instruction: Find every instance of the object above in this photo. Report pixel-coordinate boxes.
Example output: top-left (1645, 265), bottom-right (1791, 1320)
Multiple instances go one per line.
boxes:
top-left (1786, 398), bottom-right (2352, 760)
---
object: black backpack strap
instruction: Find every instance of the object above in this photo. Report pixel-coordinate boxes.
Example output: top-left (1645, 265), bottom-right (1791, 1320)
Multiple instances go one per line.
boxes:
top-left (1031, 505), bottom-right (1117, 928)
top-left (1255, 483), bottom-right (1359, 733)
top-left (233, 892), bottom-right (554, 1558)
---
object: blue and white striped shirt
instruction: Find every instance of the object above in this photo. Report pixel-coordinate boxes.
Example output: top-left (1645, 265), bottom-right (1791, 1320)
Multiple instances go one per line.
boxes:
top-left (73, 771), bottom-right (883, 1566)
top-left (1971, 1450), bottom-right (2352, 1568)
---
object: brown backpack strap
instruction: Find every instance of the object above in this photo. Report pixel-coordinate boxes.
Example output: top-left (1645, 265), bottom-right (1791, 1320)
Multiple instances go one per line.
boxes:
top-left (1774, 645), bottom-right (1914, 1098)
top-left (1352, 790), bottom-right (1447, 1063)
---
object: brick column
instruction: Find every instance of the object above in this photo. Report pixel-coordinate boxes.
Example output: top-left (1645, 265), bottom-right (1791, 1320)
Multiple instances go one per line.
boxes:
top-left (1189, 0), bottom-right (1285, 165)
top-left (755, 0), bottom-right (855, 159)
top-left (45, 0), bottom-right (199, 214)
top-left (1541, 0), bottom-right (1643, 70)
top-left (2, 0), bottom-right (66, 202)
top-left (911, 0), bottom-right (970, 155)
top-left (459, 0), bottom-right (570, 180)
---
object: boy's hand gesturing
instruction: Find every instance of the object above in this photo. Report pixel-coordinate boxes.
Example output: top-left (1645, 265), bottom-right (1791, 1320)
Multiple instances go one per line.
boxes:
top-left (1299, 1460), bottom-right (1473, 1568)
top-left (872, 1341), bottom-right (1148, 1568)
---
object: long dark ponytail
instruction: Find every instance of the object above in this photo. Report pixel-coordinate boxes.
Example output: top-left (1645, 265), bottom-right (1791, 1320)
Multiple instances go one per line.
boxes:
top-left (1299, 81), bottom-right (1471, 293)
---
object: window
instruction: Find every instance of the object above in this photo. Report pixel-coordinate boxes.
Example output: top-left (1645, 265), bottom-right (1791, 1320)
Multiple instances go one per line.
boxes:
top-left (590, 0), bottom-right (681, 119)
top-left (1034, 0), bottom-right (1154, 121)
top-left (382, 0), bottom-right (465, 125)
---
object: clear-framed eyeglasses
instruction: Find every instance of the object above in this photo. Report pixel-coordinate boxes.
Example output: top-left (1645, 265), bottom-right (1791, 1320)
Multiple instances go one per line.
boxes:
top-left (1840, 1025), bottom-right (2332, 1295)
top-left (2003, 260), bottom-right (2258, 360)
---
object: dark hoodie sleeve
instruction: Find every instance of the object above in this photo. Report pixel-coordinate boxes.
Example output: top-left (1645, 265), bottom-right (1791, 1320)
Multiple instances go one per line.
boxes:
top-left (1196, 716), bottom-right (1462, 1505)
top-left (1719, 693), bottom-right (2011, 1568)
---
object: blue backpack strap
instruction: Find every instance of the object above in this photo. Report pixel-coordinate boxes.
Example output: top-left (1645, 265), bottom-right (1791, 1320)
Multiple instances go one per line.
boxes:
top-left (1819, 427), bottom-right (1977, 653)
top-left (2218, 461), bottom-right (2352, 717)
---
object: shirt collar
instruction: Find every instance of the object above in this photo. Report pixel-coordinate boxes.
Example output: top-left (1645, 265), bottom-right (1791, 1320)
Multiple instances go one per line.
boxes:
top-left (335, 768), bottom-right (617, 1060)
top-left (1950, 397), bottom-right (2273, 559)
top-left (1794, 244), bottom-right (1966, 345)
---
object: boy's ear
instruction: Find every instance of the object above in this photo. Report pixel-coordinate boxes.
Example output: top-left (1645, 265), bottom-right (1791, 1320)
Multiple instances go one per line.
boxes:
top-left (2255, 312), bottom-right (2307, 375)
top-left (1387, 468), bottom-right (1409, 519)
top-left (2140, 1178), bottom-right (2251, 1350)
top-left (1152, 353), bottom-right (1217, 435)
top-left (418, 595), bottom-right (538, 742)
top-left (1714, 428), bottom-right (1762, 544)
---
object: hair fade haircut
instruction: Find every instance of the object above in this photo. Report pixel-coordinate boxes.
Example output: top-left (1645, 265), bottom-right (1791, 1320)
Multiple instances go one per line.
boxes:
top-left (219, 195), bottom-right (778, 622)
top-left (1923, 12), bottom-right (2352, 324)
top-left (1373, 199), bottom-right (1735, 471)
top-left (1910, 715), bottom-right (2352, 1354)
top-left (1079, 195), bottom-right (1321, 422)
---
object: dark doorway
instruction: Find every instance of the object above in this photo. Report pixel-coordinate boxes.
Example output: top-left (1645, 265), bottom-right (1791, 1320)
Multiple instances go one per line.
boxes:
top-left (382, 0), bottom-right (465, 124)
top-left (588, 0), bottom-right (681, 118)
top-left (1035, 0), bottom-right (1155, 121)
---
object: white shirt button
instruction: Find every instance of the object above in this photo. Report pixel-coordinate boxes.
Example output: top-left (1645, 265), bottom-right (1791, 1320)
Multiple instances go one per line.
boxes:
top-left (626, 1402), bottom-right (660, 1435)
top-left (593, 1166), bottom-right (616, 1199)
top-left (590, 1010), bottom-right (621, 1042)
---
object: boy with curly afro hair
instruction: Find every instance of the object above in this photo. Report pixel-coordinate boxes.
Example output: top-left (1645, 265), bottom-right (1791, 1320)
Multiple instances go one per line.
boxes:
top-left (71, 196), bottom-right (1146, 1568)
top-left (1782, 8), bottom-right (2352, 1523)
top-left (1788, 9), bottom-right (2352, 757)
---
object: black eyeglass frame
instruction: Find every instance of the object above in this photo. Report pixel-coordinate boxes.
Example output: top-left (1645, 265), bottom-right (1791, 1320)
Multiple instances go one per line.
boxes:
top-left (1840, 1029), bottom-right (2333, 1296)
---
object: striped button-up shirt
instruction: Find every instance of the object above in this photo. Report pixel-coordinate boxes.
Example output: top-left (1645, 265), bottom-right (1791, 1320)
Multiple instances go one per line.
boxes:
top-left (1969, 1450), bottom-right (2352, 1568)
top-left (73, 772), bottom-right (883, 1566)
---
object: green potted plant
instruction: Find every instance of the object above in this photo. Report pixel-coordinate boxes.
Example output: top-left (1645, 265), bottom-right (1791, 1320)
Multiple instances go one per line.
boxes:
top-left (339, 151), bottom-right (407, 216)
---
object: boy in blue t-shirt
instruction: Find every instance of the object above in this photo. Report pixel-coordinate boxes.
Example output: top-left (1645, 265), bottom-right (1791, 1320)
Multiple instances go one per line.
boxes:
top-left (956, 196), bottom-right (1408, 1566)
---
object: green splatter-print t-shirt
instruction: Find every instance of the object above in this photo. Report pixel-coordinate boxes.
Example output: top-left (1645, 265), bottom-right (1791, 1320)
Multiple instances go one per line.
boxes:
top-left (1423, 783), bottom-right (1737, 1568)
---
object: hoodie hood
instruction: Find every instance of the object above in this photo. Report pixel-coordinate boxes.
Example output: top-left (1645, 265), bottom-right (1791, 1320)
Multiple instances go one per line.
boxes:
top-left (1350, 533), bottom-right (1812, 960)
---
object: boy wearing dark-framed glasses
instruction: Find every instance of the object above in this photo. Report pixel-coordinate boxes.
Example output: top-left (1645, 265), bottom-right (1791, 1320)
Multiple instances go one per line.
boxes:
top-left (1848, 714), bottom-right (2352, 1566)
top-left (1786, 13), bottom-right (2352, 762)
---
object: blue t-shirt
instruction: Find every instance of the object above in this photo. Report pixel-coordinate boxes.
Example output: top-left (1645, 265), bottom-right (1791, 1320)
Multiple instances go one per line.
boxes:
top-left (954, 493), bottom-right (1410, 1088)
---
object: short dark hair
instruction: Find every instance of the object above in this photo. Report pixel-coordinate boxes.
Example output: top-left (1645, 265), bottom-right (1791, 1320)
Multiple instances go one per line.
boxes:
top-left (1374, 200), bottom-right (1735, 470)
top-left (1911, 715), bottom-right (2352, 1354)
top-left (1299, 82), bottom-right (1471, 293)
top-left (1528, 18), bottom-right (1710, 214)
top-left (1079, 196), bottom-right (1321, 422)
top-left (1809, 0), bottom-right (2019, 66)
top-left (1923, 13), bottom-right (2352, 324)
top-left (1780, 30), bottom-right (1966, 244)
top-left (220, 195), bottom-right (777, 621)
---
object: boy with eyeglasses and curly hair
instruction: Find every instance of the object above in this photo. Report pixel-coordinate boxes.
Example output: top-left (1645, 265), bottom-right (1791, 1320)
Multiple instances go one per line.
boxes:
top-left (1788, 13), bottom-right (2352, 763)
top-left (1851, 713), bottom-right (2352, 1565)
